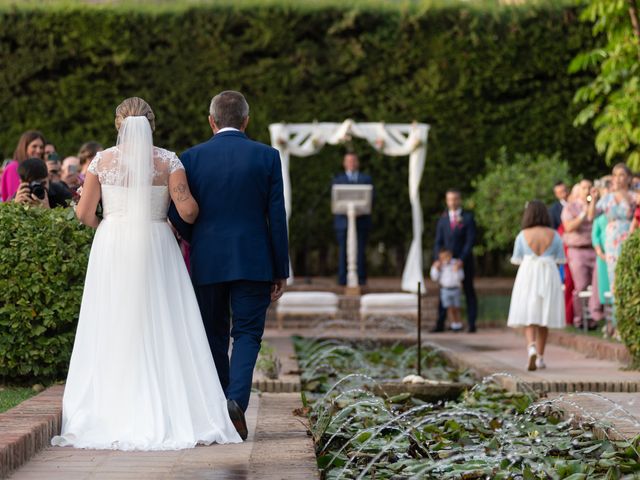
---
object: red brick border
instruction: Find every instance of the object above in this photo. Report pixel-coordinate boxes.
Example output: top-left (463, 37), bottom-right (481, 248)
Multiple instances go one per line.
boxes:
top-left (514, 329), bottom-right (631, 364)
top-left (0, 385), bottom-right (62, 479)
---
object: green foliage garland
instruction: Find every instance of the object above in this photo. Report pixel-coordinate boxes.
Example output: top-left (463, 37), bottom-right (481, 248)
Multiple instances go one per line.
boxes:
top-left (0, 203), bottom-right (93, 382)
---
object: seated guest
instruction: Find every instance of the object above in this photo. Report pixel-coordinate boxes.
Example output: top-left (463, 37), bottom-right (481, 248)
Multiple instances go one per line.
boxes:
top-left (1, 130), bottom-right (46, 202)
top-left (332, 152), bottom-right (373, 286)
top-left (507, 200), bottom-right (566, 371)
top-left (430, 248), bottom-right (465, 332)
top-left (13, 158), bottom-right (71, 208)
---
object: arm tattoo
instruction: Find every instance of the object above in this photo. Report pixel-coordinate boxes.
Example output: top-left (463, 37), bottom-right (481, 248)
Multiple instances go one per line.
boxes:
top-left (173, 183), bottom-right (191, 202)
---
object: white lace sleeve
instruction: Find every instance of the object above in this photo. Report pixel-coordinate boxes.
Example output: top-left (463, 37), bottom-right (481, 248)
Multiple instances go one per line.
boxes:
top-left (169, 152), bottom-right (184, 174)
top-left (87, 152), bottom-right (101, 175)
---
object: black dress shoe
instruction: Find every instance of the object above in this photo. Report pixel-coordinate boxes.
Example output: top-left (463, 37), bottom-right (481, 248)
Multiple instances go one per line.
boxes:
top-left (429, 327), bottom-right (445, 333)
top-left (467, 327), bottom-right (477, 333)
top-left (227, 399), bottom-right (248, 440)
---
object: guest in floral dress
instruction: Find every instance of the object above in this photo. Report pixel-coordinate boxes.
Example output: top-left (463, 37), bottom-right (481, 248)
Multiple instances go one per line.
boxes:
top-left (588, 164), bottom-right (637, 292)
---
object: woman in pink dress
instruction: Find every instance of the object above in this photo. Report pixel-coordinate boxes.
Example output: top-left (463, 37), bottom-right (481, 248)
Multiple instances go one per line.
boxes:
top-left (1, 130), bottom-right (46, 202)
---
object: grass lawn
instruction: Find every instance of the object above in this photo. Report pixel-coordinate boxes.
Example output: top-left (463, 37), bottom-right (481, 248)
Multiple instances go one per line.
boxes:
top-left (0, 387), bottom-right (36, 413)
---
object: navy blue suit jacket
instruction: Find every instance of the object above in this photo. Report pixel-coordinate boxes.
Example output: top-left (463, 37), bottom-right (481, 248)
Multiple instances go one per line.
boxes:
top-left (332, 172), bottom-right (373, 231)
top-left (433, 211), bottom-right (476, 264)
top-left (548, 201), bottom-right (563, 230)
top-left (168, 131), bottom-right (289, 286)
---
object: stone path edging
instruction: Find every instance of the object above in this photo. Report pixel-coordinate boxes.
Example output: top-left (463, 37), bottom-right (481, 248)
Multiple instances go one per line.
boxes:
top-left (0, 385), bottom-right (63, 479)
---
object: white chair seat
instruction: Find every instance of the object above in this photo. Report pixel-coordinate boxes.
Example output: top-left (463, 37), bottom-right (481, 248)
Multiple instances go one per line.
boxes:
top-left (360, 293), bottom-right (418, 315)
top-left (275, 292), bottom-right (339, 328)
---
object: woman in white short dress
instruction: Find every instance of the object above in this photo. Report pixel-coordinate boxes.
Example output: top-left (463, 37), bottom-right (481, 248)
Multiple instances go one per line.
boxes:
top-left (507, 200), bottom-right (566, 371)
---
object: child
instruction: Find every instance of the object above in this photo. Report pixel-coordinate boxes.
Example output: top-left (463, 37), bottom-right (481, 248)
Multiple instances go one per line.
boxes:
top-left (430, 248), bottom-right (465, 332)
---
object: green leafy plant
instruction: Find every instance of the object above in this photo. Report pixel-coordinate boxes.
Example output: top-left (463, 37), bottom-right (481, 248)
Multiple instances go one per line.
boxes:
top-left (296, 337), bottom-right (640, 479)
top-left (468, 148), bottom-right (573, 254)
top-left (256, 341), bottom-right (282, 380)
top-left (0, 203), bottom-right (94, 382)
top-left (615, 230), bottom-right (640, 368)
top-left (570, 0), bottom-right (640, 170)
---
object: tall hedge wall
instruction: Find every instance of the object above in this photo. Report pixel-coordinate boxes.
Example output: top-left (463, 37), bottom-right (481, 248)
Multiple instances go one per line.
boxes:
top-left (0, 3), bottom-right (605, 276)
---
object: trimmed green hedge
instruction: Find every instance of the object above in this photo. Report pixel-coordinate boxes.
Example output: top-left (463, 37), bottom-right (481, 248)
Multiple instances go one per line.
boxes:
top-left (0, 2), bottom-right (605, 275)
top-left (616, 230), bottom-right (640, 368)
top-left (0, 203), bottom-right (93, 382)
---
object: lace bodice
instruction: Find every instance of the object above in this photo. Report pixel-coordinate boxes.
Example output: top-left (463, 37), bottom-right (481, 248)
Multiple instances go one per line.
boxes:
top-left (88, 146), bottom-right (183, 186)
top-left (88, 146), bottom-right (183, 221)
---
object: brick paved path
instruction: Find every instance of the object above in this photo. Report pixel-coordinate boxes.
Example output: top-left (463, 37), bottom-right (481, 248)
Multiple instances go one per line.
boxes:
top-left (8, 392), bottom-right (318, 480)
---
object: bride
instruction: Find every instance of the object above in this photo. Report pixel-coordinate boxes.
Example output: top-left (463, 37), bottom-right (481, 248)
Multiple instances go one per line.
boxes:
top-left (51, 97), bottom-right (242, 450)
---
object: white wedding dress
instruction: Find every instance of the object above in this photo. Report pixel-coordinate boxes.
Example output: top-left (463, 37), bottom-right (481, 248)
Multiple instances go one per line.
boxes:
top-left (51, 117), bottom-right (241, 450)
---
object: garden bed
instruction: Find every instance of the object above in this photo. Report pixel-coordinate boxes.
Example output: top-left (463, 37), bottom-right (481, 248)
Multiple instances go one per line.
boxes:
top-left (294, 337), bottom-right (640, 479)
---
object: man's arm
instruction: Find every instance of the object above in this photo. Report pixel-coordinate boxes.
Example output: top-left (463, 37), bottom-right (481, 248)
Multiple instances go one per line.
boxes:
top-left (433, 216), bottom-right (445, 260)
top-left (268, 150), bottom-right (290, 281)
top-left (460, 213), bottom-right (476, 262)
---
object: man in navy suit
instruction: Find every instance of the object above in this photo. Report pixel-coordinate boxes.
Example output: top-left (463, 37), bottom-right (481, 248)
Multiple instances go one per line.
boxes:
top-left (431, 189), bottom-right (477, 333)
top-left (332, 152), bottom-right (373, 286)
top-left (548, 180), bottom-right (569, 230)
top-left (169, 91), bottom-right (289, 440)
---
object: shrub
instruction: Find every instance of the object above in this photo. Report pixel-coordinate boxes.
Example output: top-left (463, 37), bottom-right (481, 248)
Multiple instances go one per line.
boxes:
top-left (468, 148), bottom-right (573, 254)
top-left (0, 2), bottom-right (606, 273)
top-left (0, 203), bottom-right (93, 382)
top-left (615, 230), bottom-right (640, 368)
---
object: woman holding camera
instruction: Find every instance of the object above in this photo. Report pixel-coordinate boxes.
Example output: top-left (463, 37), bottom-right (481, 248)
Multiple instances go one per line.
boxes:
top-left (1, 130), bottom-right (46, 202)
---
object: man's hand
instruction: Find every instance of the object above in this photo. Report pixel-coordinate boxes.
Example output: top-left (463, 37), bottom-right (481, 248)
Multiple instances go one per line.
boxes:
top-left (432, 260), bottom-right (441, 270)
top-left (271, 279), bottom-right (286, 302)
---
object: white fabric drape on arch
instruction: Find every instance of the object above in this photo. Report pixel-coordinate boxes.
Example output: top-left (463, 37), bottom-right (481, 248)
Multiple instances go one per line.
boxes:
top-left (268, 120), bottom-right (430, 293)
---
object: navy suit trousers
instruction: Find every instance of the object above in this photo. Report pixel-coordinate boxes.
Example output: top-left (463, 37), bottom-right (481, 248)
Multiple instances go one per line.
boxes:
top-left (194, 281), bottom-right (271, 411)
top-left (335, 228), bottom-right (369, 285)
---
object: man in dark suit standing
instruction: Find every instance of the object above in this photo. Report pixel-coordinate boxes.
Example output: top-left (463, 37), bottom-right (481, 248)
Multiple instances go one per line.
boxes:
top-left (169, 91), bottom-right (289, 440)
top-left (431, 189), bottom-right (477, 333)
top-left (332, 152), bottom-right (373, 286)
top-left (548, 180), bottom-right (569, 230)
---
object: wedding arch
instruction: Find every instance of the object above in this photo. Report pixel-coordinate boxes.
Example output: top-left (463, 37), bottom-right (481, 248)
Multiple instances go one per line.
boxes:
top-left (268, 120), bottom-right (430, 293)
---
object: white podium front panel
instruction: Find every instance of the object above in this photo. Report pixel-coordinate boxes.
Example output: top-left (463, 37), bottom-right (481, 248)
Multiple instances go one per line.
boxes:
top-left (331, 184), bottom-right (373, 215)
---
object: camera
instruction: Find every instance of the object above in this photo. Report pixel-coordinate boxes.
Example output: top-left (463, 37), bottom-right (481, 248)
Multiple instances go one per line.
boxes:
top-left (29, 181), bottom-right (47, 200)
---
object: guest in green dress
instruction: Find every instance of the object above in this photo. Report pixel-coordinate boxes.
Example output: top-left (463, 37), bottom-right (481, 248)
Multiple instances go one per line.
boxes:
top-left (591, 213), bottom-right (610, 305)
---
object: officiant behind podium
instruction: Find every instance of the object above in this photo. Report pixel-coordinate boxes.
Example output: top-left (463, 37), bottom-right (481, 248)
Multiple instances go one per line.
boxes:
top-left (332, 152), bottom-right (374, 286)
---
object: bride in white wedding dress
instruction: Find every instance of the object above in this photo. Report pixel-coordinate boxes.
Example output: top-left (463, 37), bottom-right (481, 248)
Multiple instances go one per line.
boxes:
top-left (51, 97), bottom-right (242, 450)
